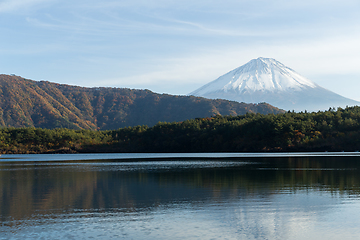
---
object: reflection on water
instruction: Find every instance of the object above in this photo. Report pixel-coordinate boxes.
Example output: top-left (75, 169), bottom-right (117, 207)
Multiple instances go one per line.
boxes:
top-left (1, 155), bottom-right (360, 239)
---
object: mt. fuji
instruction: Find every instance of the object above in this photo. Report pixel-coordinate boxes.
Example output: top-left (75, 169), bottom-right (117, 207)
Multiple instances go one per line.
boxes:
top-left (190, 58), bottom-right (360, 112)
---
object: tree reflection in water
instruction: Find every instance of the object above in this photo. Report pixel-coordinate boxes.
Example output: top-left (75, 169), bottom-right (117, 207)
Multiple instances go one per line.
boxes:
top-left (1, 156), bottom-right (360, 239)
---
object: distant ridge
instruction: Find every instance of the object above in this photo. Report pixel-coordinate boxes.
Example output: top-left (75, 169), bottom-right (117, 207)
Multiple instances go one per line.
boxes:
top-left (0, 74), bottom-right (284, 130)
top-left (190, 57), bottom-right (360, 112)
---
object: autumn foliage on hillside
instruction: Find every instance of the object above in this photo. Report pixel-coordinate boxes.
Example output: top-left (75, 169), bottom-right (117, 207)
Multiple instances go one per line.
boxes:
top-left (0, 74), bottom-right (284, 130)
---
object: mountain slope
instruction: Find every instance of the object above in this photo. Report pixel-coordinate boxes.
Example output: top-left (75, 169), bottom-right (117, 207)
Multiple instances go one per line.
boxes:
top-left (0, 74), bottom-right (284, 130)
top-left (190, 57), bottom-right (360, 112)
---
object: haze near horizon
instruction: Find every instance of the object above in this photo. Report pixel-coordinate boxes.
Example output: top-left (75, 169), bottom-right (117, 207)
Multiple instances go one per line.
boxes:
top-left (1, 0), bottom-right (359, 101)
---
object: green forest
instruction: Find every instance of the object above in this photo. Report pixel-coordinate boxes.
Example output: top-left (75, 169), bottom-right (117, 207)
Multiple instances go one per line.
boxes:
top-left (1, 106), bottom-right (360, 154)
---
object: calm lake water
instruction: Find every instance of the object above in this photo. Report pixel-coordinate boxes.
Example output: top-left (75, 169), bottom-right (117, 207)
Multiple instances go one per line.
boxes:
top-left (1, 153), bottom-right (360, 239)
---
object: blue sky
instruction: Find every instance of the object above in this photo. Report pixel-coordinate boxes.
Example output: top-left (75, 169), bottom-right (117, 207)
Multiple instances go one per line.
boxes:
top-left (1, 0), bottom-right (360, 100)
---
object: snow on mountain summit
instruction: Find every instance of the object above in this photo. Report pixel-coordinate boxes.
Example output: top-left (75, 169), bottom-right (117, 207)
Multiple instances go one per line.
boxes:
top-left (190, 57), bottom-right (359, 112)
top-left (191, 57), bottom-right (317, 96)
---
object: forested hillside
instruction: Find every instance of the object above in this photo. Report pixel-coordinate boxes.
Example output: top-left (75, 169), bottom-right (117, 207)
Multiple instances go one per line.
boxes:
top-left (0, 74), bottom-right (284, 130)
top-left (1, 106), bottom-right (360, 153)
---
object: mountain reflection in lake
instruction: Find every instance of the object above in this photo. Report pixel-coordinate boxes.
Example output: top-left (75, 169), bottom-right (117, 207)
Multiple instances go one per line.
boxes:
top-left (1, 155), bottom-right (360, 239)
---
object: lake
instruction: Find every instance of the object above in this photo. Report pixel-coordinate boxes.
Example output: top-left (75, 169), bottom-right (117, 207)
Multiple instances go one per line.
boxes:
top-left (1, 153), bottom-right (360, 239)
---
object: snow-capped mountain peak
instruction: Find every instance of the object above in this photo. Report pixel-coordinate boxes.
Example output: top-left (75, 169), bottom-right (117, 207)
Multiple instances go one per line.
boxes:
top-left (190, 57), bottom-right (359, 112)
top-left (191, 57), bottom-right (317, 96)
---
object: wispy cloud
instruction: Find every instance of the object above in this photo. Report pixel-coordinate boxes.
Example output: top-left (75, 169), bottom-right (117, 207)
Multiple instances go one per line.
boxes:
top-left (21, 0), bottom-right (360, 41)
top-left (25, 12), bottom-right (262, 39)
top-left (0, 0), bottom-right (52, 13)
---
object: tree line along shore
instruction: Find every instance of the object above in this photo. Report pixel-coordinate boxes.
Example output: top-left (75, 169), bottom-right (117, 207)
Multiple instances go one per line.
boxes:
top-left (1, 106), bottom-right (360, 154)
